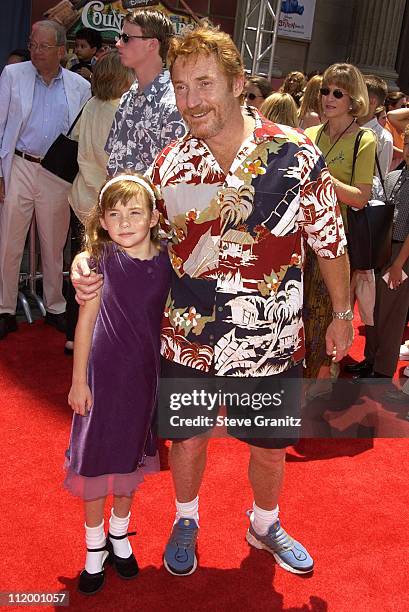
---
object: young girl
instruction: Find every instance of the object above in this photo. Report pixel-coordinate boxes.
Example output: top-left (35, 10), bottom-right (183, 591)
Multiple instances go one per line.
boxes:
top-left (64, 173), bottom-right (171, 595)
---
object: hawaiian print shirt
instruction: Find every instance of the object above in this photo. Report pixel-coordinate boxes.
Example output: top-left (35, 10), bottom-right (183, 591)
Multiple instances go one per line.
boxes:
top-left (105, 69), bottom-right (185, 175)
top-left (148, 108), bottom-right (347, 377)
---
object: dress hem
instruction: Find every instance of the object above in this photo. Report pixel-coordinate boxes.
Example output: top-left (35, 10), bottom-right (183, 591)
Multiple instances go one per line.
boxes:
top-left (63, 452), bottom-right (160, 501)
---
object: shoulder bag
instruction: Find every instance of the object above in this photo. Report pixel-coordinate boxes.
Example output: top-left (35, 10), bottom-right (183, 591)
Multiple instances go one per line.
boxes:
top-left (40, 104), bottom-right (85, 184)
top-left (346, 130), bottom-right (394, 270)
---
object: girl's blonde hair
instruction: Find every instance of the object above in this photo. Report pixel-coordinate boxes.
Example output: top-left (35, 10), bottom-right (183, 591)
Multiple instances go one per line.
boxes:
top-left (260, 92), bottom-right (299, 128)
top-left (298, 74), bottom-right (322, 121)
top-left (321, 63), bottom-right (369, 118)
top-left (84, 173), bottom-right (160, 260)
top-left (92, 50), bottom-right (134, 101)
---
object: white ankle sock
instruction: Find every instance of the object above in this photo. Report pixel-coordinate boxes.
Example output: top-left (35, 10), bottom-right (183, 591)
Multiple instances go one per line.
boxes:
top-left (175, 496), bottom-right (199, 525)
top-left (109, 509), bottom-right (132, 558)
top-left (250, 503), bottom-right (279, 536)
top-left (84, 521), bottom-right (107, 574)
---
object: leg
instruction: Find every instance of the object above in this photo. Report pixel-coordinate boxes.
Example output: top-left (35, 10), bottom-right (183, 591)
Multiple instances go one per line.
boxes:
top-left (248, 445), bottom-right (285, 510)
top-left (0, 156), bottom-right (35, 316)
top-left (65, 210), bottom-right (82, 349)
top-left (164, 435), bottom-right (209, 576)
top-left (79, 496), bottom-right (110, 595)
top-left (84, 497), bottom-right (105, 527)
top-left (35, 167), bottom-right (70, 314)
top-left (108, 495), bottom-right (139, 579)
top-left (113, 495), bottom-right (133, 518)
top-left (373, 247), bottom-right (409, 377)
top-left (169, 435), bottom-right (209, 502)
top-left (364, 273), bottom-right (381, 366)
top-left (246, 445), bottom-right (314, 574)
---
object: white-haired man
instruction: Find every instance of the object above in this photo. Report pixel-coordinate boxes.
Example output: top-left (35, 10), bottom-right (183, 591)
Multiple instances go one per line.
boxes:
top-left (0, 20), bottom-right (90, 339)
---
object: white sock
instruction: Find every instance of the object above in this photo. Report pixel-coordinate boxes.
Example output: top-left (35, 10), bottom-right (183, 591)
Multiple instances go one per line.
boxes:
top-left (109, 509), bottom-right (132, 558)
top-left (250, 503), bottom-right (279, 536)
top-left (175, 496), bottom-right (199, 525)
top-left (84, 521), bottom-right (107, 574)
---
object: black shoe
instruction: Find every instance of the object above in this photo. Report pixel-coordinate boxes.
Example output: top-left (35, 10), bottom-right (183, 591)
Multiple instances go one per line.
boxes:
top-left (345, 359), bottom-right (373, 375)
top-left (108, 532), bottom-right (139, 580)
top-left (367, 371), bottom-right (390, 378)
top-left (0, 315), bottom-right (8, 340)
top-left (0, 314), bottom-right (17, 340)
top-left (44, 312), bottom-right (66, 333)
top-left (6, 315), bottom-right (17, 333)
top-left (78, 543), bottom-right (112, 596)
top-left (353, 370), bottom-right (390, 382)
top-left (352, 368), bottom-right (382, 380)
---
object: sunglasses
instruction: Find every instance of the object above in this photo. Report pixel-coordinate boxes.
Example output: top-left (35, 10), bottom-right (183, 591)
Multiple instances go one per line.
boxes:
top-left (320, 87), bottom-right (346, 99)
top-left (116, 32), bottom-right (155, 43)
top-left (245, 92), bottom-right (263, 101)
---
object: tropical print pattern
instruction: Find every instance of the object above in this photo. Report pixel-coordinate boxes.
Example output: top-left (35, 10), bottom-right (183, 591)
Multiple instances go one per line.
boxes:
top-left (148, 108), bottom-right (347, 377)
top-left (105, 69), bottom-right (185, 175)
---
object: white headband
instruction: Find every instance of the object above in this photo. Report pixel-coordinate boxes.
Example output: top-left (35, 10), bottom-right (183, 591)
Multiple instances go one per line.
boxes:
top-left (99, 175), bottom-right (157, 209)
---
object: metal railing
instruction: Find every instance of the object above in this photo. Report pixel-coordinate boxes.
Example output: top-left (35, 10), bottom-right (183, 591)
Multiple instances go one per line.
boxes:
top-left (240, 0), bottom-right (282, 78)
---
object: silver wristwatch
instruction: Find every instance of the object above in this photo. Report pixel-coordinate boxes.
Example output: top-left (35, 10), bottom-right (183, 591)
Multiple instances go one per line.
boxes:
top-left (332, 309), bottom-right (354, 321)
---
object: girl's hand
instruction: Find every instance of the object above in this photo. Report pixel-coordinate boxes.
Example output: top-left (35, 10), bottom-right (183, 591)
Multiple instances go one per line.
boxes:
top-left (386, 262), bottom-right (403, 290)
top-left (68, 383), bottom-right (93, 416)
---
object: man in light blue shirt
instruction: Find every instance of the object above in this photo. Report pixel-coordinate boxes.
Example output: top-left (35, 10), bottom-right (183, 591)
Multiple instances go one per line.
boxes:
top-left (16, 70), bottom-right (70, 158)
top-left (0, 20), bottom-right (90, 340)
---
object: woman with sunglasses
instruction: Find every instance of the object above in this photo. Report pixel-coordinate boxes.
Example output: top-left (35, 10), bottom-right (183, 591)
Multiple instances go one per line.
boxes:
top-left (244, 75), bottom-right (273, 110)
top-left (303, 63), bottom-right (376, 385)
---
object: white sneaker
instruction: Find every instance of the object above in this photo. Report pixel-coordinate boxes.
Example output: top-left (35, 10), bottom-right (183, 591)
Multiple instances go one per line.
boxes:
top-left (403, 366), bottom-right (409, 377)
top-left (399, 343), bottom-right (409, 360)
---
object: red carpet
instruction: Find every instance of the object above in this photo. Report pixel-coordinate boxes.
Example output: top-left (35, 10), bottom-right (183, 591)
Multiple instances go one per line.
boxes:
top-left (0, 320), bottom-right (408, 612)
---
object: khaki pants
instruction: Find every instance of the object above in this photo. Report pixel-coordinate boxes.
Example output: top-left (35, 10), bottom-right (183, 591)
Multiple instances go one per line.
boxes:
top-left (0, 154), bottom-right (70, 315)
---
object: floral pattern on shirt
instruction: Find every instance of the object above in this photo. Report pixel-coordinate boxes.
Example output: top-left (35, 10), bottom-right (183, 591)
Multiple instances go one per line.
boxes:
top-left (105, 69), bottom-right (185, 175)
top-left (148, 110), bottom-right (347, 377)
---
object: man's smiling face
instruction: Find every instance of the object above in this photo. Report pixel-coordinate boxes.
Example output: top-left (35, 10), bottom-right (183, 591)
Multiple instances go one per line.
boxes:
top-left (172, 52), bottom-right (243, 144)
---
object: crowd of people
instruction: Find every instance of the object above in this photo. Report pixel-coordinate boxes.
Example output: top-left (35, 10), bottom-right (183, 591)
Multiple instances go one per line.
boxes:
top-left (249, 63), bottom-right (409, 402)
top-left (0, 8), bottom-right (408, 597)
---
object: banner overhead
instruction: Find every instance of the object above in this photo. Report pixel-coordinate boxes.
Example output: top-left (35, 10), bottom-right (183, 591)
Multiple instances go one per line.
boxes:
top-left (66, 1), bottom-right (195, 42)
top-left (278, 0), bottom-right (317, 41)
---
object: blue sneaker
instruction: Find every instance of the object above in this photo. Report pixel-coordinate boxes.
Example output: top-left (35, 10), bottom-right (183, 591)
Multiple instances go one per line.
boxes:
top-left (163, 518), bottom-right (199, 576)
top-left (246, 519), bottom-right (314, 574)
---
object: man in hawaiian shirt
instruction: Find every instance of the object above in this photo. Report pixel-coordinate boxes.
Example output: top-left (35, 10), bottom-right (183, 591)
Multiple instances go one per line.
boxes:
top-left (105, 7), bottom-right (185, 175)
top-left (73, 24), bottom-right (353, 577)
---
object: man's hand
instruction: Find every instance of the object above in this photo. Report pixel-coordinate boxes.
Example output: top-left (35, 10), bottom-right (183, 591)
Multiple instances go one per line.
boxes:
top-left (0, 178), bottom-right (5, 203)
top-left (325, 319), bottom-right (354, 362)
top-left (77, 67), bottom-right (92, 82)
top-left (385, 262), bottom-right (404, 290)
top-left (71, 251), bottom-right (103, 305)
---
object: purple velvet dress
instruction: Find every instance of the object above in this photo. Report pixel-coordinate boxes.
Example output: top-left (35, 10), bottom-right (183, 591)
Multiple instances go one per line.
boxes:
top-left (64, 244), bottom-right (171, 500)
